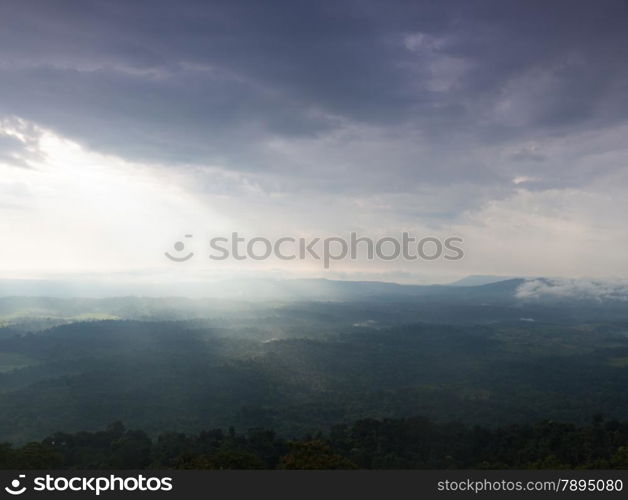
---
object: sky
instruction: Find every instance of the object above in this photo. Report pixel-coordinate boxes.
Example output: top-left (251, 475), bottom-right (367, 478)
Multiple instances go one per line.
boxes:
top-left (1, 0), bottom-right (628, 288)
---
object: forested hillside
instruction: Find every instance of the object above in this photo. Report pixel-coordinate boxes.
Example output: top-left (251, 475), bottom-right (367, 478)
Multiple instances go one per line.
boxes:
top-left (3, 417), bottom-right (628, 469)
top-left (1, 307), bottom-right (628, 443)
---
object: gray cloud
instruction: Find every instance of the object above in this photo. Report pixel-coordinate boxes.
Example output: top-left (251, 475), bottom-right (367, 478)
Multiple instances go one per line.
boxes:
top-left (1, 0), bottom-right (628, 204)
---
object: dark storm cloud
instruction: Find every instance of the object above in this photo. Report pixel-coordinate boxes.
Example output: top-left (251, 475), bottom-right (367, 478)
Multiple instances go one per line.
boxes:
top-left (1, 0), bottom-right (628, 190)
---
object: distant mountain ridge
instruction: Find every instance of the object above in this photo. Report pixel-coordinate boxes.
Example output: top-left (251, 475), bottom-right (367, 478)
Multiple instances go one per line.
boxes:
top-left (1, 277), bottom-right (627, 322)
top-left (447, 275), bottom-right (521, 286)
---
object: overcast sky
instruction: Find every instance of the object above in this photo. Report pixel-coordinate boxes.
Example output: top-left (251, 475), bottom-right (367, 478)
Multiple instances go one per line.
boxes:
top-left (1, 0), bottom-right (628, 285)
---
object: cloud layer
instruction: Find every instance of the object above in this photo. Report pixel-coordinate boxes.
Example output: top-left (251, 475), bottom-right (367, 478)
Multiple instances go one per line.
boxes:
top-left (517, 278), bottom-right (628, 302)
top-left (1, 1), bottom-right (628, 280)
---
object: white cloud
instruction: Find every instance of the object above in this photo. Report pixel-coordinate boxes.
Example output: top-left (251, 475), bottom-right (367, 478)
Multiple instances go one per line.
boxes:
top-left (517, 278), bottom-right (628, 302)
